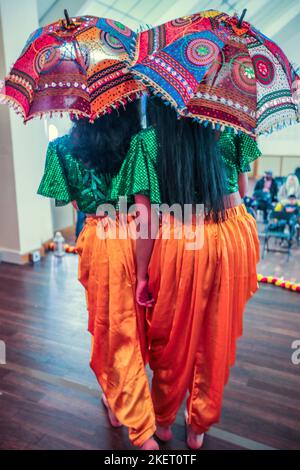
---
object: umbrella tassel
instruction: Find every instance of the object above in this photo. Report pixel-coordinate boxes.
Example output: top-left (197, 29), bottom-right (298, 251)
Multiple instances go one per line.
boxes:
top-left (129, 36), bottom-right (137, 60)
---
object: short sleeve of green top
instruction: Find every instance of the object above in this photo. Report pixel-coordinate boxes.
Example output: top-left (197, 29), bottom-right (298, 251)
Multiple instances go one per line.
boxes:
top-left (218, 130), bottom-right (262, 194)
top-left (37, 137), bottom-right (72, 206)
top-left (109, 127), bottom-right (161, 205)
top-left (37, 136), bottom-right (113, 214)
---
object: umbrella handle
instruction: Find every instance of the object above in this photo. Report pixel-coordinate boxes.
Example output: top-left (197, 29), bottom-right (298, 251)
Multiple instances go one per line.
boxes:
top-left (64, 9), bottom-right (71, 26)
top-left (237, 8), bottom-right (247, 28)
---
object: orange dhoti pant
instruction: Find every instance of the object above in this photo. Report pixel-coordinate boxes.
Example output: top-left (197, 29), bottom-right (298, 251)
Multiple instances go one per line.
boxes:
top-left (147, 204), bottom-right (260, 434)
top-left (76, 215), bottom-right (155, 446)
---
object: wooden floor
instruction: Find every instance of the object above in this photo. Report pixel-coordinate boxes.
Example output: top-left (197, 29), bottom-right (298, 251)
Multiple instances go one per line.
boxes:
top-left (0, 253), bottom-right (299, 450)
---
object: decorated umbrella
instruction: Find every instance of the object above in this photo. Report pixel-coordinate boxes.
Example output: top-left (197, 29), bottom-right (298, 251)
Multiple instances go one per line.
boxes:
top-left (0, 13), bottom-right (147, 122)
top-left (130, 9), bottom-right (300, 137)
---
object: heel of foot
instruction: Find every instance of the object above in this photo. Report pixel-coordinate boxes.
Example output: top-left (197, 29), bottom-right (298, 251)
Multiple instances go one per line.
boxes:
top-left (140, 437), bottom-right (159, 450)
top-left (155, 425), bottom-right (173, 442)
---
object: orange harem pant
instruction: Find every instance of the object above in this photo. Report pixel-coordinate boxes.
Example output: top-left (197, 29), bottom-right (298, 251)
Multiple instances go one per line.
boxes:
top-left (147, 204), bottom-right (260, 434)
top-left (76, 215), bottom-right (156, 447)
top-left (76, 204), bottom-right (259, 443)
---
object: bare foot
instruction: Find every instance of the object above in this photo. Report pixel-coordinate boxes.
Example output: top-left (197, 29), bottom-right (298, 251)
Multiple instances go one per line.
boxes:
top-left (140, 437), bottom-right (159, 450)
top-left (101, 394), bottom-right (122, 428)
top-left (155, 425), bottom-right (173, 442)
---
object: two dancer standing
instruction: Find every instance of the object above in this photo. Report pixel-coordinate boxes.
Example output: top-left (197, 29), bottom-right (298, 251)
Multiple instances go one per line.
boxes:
top-left (2, 4), bottom-right (296, 454)
top-left (38, 95), bottom-right (261, 449)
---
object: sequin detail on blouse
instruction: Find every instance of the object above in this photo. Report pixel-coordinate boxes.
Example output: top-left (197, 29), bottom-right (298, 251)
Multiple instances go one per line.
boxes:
top-left (37, 135), bottom-right (113, 214)
top-left (110, 127), bottom-right (161, 204)
top-left (37, 128), bottom-right (261, 212)
top-left (37, 129), bottom-right (161, 213)
top-left (218, 131), bottom-right (262, 194)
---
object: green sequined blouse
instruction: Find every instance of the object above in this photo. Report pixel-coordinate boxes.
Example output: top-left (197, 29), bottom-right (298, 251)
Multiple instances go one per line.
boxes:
top-left (218, 131), bottom-right (262, 193)
top-left (37, 127), bottom-right (261, 212)
top-left (37, 128), bottom-right (161, 213)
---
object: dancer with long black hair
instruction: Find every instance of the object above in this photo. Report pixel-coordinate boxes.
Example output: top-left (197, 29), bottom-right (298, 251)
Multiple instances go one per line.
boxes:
top-left (114, 96), bottom-right (261, 449)
top-left (37, 100), bottom-right (160, 450)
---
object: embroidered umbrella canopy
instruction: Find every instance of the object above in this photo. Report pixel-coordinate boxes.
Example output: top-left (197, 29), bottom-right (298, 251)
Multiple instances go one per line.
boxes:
top-left (0, 15), bottom-right (146, 122)
top-left (131, 10), bottom-right (300, 137)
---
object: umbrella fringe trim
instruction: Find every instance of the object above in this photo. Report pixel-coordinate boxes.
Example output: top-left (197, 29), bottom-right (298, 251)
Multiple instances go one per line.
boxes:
top-left (129, 35), bottom-right (140, 65)
top-left (0, 90), bottom-right (146, 123)
top-left (0, 94), bottom-right (26, 120)
top-left (132, 70), bottom-right (257, 137)
top-left (90, 90), bottom-right (147, 121)
top-left (131, 70), bottom-right (300, 138)
top-left (128, 35), bottom-right (137, 62)
top-left (259, 116), bottom-right (300, 136)
top-left (26, 109), bottom-right (90, 122)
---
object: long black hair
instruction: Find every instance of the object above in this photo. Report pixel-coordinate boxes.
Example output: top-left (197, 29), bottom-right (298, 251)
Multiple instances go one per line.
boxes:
top-left (146, 97), bottom-right (226, 222)
top-left (69, 100), bottom-right (141, 175)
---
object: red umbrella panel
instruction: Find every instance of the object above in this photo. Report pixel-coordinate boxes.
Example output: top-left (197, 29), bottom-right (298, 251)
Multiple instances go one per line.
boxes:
top-left (0, 16), bottom-right (147, 122)
top-left (131, 10), bottom-right (300, 137)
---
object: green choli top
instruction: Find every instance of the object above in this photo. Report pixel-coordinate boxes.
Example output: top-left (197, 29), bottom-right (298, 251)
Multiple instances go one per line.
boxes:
top-left (218, 131), bottom-right (261, 193)
top-left (37, 128), bottom-right (161, 213)
top-left (37, 127), bottom-right (261, 212)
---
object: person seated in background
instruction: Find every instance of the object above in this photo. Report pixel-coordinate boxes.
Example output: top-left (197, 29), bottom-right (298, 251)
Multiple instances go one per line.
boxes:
top-left (278, 173), bottom-right (300, 201)
top-left (295, 167), bottom-right (300, 183)
top-left (275, 194), bottom-right (300, 240)
top-left (253, 170), bottom-right (278, 222)
top-left (254, 170), bottom-right (278, 201)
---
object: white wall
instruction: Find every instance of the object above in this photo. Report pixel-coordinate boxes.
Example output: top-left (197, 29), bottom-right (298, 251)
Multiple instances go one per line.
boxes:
top-left (43, 116), bottom-right (74, 231)
top-left (0, 0), bottom-right (54, 262)
top-left (0, 13), bottom-right (20, 253)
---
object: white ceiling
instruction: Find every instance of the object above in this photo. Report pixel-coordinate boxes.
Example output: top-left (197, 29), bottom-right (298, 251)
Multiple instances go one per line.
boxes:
top-left (37, 0), bottom-right (56, 21)
top-left (37, 0), bottom-right (300, 66)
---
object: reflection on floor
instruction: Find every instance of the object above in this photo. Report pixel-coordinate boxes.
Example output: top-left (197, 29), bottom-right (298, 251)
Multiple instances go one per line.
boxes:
top-left (0, 253), bottom-right (299, 450)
